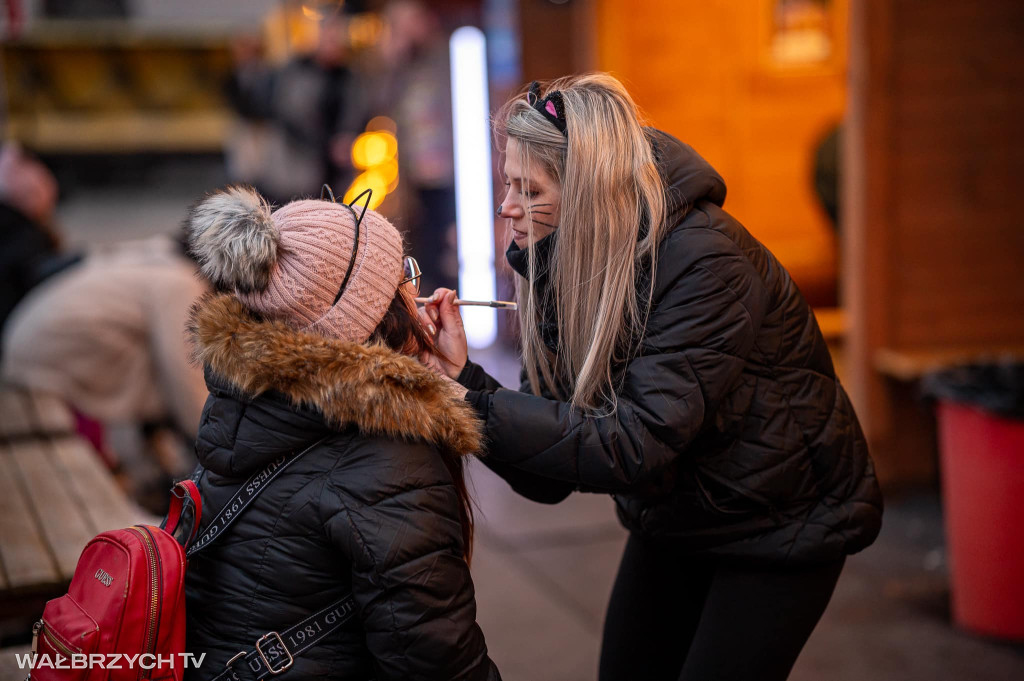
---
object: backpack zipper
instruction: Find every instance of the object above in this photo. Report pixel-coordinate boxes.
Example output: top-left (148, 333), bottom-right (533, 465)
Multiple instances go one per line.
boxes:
top-left (129, 526), bottom-right (160, 679)
top-left (38, 622), bottom-right (80, 656)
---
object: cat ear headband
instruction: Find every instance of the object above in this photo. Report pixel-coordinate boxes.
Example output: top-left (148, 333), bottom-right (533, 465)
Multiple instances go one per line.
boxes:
top-left (321, 183), bottom-right (372, 306)
top-left (527, 81), bottom-right (568, 138)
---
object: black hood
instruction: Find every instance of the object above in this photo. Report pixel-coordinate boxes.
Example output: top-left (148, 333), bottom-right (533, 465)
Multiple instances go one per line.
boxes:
top-left (646, 128), bottom-right (727, 226)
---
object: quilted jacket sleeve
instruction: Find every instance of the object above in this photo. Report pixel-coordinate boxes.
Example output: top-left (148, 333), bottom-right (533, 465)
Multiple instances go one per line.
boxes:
top-left (475, 228), bottom-right (768, 493)
top-left (321, 437), bottom-right (500, 681)
top-left (457, 361), bottom-right (575, 504)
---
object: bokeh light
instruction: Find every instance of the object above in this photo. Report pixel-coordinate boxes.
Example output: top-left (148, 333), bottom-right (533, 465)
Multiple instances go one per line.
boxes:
top-left (350, 131), bottom-right (397, 170)
top-left (365, 116), bottom-right (398, 135)
top-left (346, 127), bottom-right (398, 208)
top-left (343, 169), bottom-right (389, 210)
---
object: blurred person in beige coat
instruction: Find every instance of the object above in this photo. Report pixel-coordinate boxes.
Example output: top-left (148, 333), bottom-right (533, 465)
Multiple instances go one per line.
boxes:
top-left (1, 233), bottom-right (210, 485)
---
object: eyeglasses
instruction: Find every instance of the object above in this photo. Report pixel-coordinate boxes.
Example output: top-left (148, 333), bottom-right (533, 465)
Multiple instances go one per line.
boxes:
top-left (401, 256), bottom-right (422, 296)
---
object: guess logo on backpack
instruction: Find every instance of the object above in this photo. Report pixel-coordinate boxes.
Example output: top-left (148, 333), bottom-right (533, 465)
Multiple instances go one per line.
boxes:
top-left (93, 569), bottom-right (114, 588)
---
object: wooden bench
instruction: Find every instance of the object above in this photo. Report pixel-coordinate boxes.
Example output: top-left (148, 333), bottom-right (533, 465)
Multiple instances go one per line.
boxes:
top-left (875, 345), bottom-right (1024, 381)
top-left (0, 384), bottom-right (158, 643)
top-left (867, 345), bottom-right (1024, 485)
top-left (0, 387), bottom-right (75, 440)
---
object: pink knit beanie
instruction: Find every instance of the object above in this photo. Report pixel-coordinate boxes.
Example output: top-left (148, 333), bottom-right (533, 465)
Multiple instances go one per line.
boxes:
top-left (187, 185), bottom-right (404, 343)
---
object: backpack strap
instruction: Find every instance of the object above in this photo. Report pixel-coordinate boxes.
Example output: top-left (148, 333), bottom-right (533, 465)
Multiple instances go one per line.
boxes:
top-left (162, 479), bottom-right (202, 547)
top-left (185, 435), bottom-right (329, 557)
top-left (209, 593), bottom-right (358, 681)
top-left (181, 435), bottom-right (357, 676)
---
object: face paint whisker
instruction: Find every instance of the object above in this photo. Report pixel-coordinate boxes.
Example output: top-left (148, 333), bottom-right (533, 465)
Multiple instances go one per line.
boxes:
top-left (532, 220), bottom-right (559, 229)
top-left (529, 211), bottom-right (553, 215)
top-left (528, 203), bottom-right (554, 208)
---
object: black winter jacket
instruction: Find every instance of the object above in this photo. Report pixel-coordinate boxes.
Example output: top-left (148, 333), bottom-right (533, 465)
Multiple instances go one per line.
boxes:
top-left (459, 130), bottom-right (882, 565)
top-left (184, 294), bottom-right (500, 681)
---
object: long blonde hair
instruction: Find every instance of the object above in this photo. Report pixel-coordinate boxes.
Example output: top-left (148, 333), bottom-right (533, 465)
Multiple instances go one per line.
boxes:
top-left (495, 73), bottom-right (667, 413)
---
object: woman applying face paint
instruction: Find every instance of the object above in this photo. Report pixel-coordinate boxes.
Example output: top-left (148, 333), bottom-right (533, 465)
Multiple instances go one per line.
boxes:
top-left (420, 74), bottom-right (882, 681)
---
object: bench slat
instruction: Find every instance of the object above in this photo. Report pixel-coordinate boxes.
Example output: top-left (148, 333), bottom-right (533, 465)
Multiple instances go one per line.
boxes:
top-left (875, 345), bottom-right (1024, 381)
top-left (10, 440), bottom-right (97, 580)
top-left (0, 389), bottom-right (36, 438)
top-left (50, 437), bottom-right (155, 535)
top-left (28, 391), bottom-right (76, 434)
top-left (0, 442), bottom-right (62, 589)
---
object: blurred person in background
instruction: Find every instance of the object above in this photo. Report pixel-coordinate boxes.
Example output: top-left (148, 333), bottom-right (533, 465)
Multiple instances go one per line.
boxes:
top-left (421, 74), bottom-right (882, 681)
top-left (225, 15), bottom-right (368, 203)
top-left (0, 142), bottom-right (73, 329)
top-left (1, 226), bottom-right (211, 507)
top-left (222, 32), bottom-right (274, 193)
top-left (814, 122), bottom-right (842, 231)
top-left (378, 0), bottom-right (458, 292)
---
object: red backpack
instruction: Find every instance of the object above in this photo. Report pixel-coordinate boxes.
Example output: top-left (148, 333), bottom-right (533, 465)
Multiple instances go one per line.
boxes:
top-left (25, 437), bottom-right (354, 681)
top-left (27, 480), bottom-right (202, 681)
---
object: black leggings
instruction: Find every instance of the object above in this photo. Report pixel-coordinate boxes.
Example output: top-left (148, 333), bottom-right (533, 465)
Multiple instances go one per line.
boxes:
top-left (599, 534), bottom-right (844, 681)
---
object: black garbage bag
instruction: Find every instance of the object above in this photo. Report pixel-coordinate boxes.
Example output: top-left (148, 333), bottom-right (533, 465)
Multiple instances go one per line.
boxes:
top-left (921, 361), bottom-right (1024, 421)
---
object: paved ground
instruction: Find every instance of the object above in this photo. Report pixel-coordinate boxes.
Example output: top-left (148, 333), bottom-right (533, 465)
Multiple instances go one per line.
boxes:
top-left (4, 159), bottom-right (1020, 680)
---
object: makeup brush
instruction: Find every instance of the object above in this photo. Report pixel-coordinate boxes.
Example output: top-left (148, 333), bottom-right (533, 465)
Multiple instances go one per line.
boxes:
top-left (414, 297), bottom-right (518, 310)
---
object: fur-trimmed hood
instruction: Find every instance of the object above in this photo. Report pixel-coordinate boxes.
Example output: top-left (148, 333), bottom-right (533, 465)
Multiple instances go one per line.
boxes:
top-left (189, 293), bottom-right (483, 457)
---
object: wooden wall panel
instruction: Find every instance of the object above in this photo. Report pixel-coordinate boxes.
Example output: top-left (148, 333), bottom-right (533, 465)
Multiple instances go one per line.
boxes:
top-left (596, 0), bottom-right (1024, 485)
top-left (885, 0), bottom-right (1024, 352)
top-left (517, 0), bottom-right (597, 82)
top-left (596, 0), bottom-right (845, 307)
top-left (846, 0), bottom-right (1024, 485)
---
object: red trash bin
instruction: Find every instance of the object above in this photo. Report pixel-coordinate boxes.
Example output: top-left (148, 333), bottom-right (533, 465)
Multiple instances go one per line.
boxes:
top-left (937, 400), bottom-right (1024, 640)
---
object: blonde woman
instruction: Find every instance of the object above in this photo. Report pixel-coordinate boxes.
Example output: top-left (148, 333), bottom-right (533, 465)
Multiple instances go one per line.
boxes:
top-left (421, 74), bottom-right (882, 681)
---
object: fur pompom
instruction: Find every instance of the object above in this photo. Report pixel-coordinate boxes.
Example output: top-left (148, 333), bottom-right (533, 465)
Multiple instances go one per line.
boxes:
top-left (187, 186), bottom-right (278, 293)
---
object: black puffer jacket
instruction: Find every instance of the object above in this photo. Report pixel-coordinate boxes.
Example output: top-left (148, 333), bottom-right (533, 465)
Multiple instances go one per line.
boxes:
top-left (184, 294), bottom-right (500, 681)
top-left (460, 130), bottom-right (882, 565)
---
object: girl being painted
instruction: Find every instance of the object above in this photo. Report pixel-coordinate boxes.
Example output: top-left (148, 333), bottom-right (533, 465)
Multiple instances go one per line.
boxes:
top-left (184, 186), bottom-right (500, 681)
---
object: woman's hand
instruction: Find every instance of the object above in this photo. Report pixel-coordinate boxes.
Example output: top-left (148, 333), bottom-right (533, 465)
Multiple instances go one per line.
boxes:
top-left (417, 288), bottom-right (468, 380)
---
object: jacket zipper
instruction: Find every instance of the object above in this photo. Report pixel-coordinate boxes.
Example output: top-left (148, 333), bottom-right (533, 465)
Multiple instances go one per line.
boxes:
top-left (129, 526), bottom-right (160, 679)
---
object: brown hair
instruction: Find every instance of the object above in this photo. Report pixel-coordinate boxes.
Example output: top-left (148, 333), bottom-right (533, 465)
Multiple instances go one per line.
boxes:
top-left (369, 287), bottom-right (475, 563)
